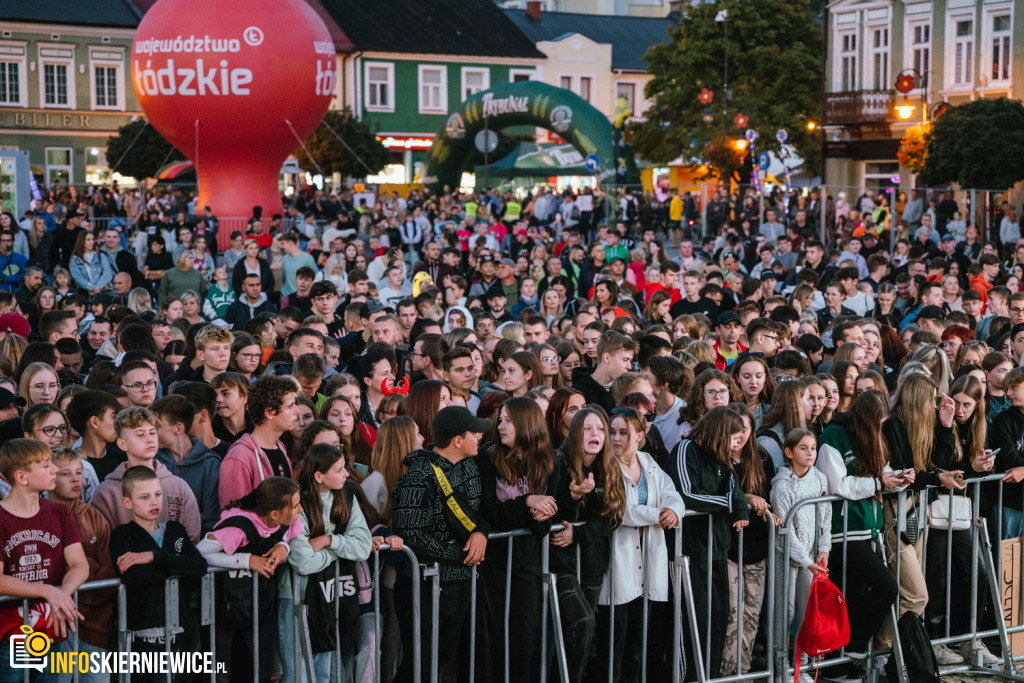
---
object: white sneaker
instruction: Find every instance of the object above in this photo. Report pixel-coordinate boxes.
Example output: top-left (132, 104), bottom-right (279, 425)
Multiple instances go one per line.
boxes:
top-left (933, 644), bottom-right (964, 665)
top-left (798, 673), bottom-right (815, 683)
top-left (960, 639), bottom-right (1001, 666)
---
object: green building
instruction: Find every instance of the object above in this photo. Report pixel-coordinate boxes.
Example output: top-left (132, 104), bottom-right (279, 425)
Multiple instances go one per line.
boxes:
top-left (322, 0), bottom-right (545, 185)
top-left (0, 0), bottom-right (143, 189)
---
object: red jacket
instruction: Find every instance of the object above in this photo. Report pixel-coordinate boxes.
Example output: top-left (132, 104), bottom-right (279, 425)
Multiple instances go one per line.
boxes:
top-left (713, 338), bottom-right (746, 371)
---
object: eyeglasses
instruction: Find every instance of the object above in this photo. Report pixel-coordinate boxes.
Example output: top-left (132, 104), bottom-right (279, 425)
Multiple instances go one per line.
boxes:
top-left (41, 423), bottom-right (70, 437)
top-left (123, 380), bottom-right (158, 392)
top-left (1011, 307), bottom-right (1024, 315)
top-left (237, 353), bottom-right (262, 361)
top-left (762, 333), bottom-right (780, 343)
top-left (704, 388), bottom-right (730, 398)
top-left (30, 383), bottom-right (59, 393)
top-left (541, 355), bottom-right (561, 365)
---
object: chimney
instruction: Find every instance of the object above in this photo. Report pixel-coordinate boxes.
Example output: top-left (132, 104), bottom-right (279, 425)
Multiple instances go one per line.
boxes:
top-left (526, 0), bottom-right (541, 21)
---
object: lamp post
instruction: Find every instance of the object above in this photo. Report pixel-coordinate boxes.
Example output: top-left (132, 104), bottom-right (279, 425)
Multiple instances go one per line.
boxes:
top-left (894, 68), bottom-right (929, 122)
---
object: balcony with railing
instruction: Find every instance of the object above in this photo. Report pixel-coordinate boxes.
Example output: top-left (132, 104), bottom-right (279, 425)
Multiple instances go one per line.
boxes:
top-left (823, 90), bottom-right (895, 126)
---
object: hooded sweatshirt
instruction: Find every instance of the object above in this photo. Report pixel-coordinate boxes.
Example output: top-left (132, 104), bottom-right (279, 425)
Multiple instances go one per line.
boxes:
top-left (391, 448), bottom-right (490, 583)
top-left (219, 433), bottom-right (290, 510)
top-left (90, 460), bottom-right (202, 543)
top-left (770, 465), bottom-right (831, 569)
top-left (156, 438), bottom-right (223, 534)
top-left (65, 499), bottom-right (116, 649)
top-left (224, 292), bottom-right (278, 331)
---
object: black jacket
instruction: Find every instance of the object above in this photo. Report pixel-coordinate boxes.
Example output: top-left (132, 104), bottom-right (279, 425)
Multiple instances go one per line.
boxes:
top-left (391, 449), bottom-right (490, 583)
top-left (570, 367), bottom-right (615, 414)
top-left (989, 407), bottom-right (1024, 508)
top-left (881, 413), bottom-right (957, 490)
top-left (109, 520), bottom-right (207, 632)
top-left (549, 456), bottom-right (615, 586)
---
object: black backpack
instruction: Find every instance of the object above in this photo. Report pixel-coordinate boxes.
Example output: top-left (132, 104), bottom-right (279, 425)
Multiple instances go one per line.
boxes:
top-left (213, 515), bottom-right (288, 627)
top-left (885, 612), bottom-right (939, 683)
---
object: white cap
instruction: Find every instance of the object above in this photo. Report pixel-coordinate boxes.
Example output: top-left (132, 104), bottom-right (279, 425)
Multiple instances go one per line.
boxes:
top-left (838, 191), bottom-right (847, 199)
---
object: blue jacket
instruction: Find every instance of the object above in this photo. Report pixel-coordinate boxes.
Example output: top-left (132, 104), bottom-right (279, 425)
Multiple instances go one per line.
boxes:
top-left (70, 252), bottom-right (113, 291)
top-left (0, 251), bottom-right (28, 292)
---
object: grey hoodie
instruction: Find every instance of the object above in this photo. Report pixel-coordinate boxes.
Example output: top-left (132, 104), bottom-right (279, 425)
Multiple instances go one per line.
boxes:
top-left (156, 437), bottom-right (222, 534)
top-left (770, 465), bottom-right (831, 569)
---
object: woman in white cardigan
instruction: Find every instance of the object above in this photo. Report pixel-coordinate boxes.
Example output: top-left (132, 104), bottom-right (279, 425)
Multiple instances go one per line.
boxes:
top-left (599, 407), bottom-right (685, 682)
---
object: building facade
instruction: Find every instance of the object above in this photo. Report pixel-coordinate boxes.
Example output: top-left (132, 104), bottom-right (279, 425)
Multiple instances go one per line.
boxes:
top-left (823, 0), bottom-right (1024, 193)
top-left (0, 2), bottom-right (143, 188)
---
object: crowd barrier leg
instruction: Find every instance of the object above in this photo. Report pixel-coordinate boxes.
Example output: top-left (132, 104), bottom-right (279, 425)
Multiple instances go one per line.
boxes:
top-left (164, 577), bottom-right (179, 683)
top-left (541, 541), bottom-right (550, 683)
top-left (116, 586), bottom-right (130, 683)
top-left (544, 572), bottom-right (570, 683)
top-left (427, 563), bottom-right (440, 683)
top-left (200, 573), bottom-right (216, 683)
top-left (469, 566), bottom-right (478, 683)
top-left (607, 544), bottom-right (615, 683)
top-left (671, 526), bottom-right (683, 683)
top-left (978, 517), bottom-right (1016, 674)
top-left (252, 572), bottom-right (259, 683)
top-left (680, 555), bottom-right (707, 683)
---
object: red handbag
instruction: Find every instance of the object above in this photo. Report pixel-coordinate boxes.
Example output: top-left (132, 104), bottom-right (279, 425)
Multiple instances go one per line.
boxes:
top-left (794, 573), bottom-right (851, 682)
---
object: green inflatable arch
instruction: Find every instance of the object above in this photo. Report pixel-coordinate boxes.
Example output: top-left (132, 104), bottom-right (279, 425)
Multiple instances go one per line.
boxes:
top-left (421, 81), bottom-right (639, 192)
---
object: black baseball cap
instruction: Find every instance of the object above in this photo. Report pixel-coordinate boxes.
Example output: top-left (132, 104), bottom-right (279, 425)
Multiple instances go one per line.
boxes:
top-left (760, 271), bottom-right (778, 282)
top-left (918, 305), bottom-right (945, 321)
top-left (717, 310), bottom-right (741, 326)
top-left (0, 388), bottom-right (26, 410)
top-left (360, 300), bottom-right (386, 318)
top-left (432, 407), bottom-right (492, 442)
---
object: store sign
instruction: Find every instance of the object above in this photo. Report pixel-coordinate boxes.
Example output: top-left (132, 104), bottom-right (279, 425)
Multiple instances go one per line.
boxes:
top-left (377, 135), bottom-right (434, 150)
top-left (0, 111), bottom-right (95, 129)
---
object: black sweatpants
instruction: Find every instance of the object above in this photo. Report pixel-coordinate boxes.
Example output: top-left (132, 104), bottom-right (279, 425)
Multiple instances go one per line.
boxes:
top-left (394, 575), bottom-right (471, 683)
top-left (828, 539), bottom-right (899, 652)
top-left (925, 528), bottom-right (989, 639)
top-left (477, 560), bottom-right (543, 683)
top-left (552, 575), bottom-right (600, 683)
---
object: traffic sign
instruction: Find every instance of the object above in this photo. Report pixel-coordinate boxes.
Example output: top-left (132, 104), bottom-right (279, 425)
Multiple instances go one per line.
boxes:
top-left (757, 152), bottom-right (769, 169)
top-left (474, 129), bottom-right (499, 154)
top-left (584, 154), bottom-right (600, 172)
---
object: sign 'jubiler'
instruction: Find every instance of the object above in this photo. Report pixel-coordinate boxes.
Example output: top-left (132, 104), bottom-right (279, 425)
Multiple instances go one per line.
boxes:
top-left (131, 0), bottom-right (335, 221)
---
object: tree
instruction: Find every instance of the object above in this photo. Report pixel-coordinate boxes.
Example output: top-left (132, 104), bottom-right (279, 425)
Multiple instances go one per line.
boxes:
top-left (105, 119), bottom-right (184, 181)
top-left (921, 98), bottom-right (1024, 190)
top-left (897, 123), bottom-right (930, 175)
top-left (631, 0), bottom-right (822, 182)
top-left (299, 111), bottom-right (388, 178)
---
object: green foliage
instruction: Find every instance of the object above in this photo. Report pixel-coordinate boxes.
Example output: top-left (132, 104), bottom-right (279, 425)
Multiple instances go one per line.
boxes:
top-left (921, 98), bottom-right (1024, 190)
top-left (299, 111), bottom-right (388, 178)
top-left (631, 0), bottom-right (822, 181)
top-left (105, 119), bottom-right (184, 181)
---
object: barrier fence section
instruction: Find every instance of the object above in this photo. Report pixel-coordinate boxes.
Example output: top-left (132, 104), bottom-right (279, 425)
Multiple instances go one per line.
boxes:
top-left (4, 486), bottom-right (1024, 683)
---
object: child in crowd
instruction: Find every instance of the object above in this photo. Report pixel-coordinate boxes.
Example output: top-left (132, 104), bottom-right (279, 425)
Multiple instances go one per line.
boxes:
top-left (109, 466), bottom-right (207, 682)
top-left (771, 428), bottom-right (831, 683)
top-left (211, 371), bottom-right (254, 448)
top-left (49, 448), bottom-right (116, 676)
top-left (198, 476), bottom-right (304, 683)
top-left (0, 438), bottom-right (89, 682)
top-left (67, 390), bottom-right (127, 484)
top-left (204, 267), bottom-right (237, 321)
top-left (90, 407), bottom-right (202, 543)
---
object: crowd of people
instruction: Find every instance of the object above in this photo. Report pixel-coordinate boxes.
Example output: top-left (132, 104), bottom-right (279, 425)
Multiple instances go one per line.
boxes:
top-left (0, 180), bottom-right (1023, 683)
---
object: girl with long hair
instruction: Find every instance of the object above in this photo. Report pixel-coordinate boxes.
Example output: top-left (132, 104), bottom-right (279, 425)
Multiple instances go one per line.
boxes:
top-left (677, 368), bottom-right (739, 438)
top-left (281, 444), bottom-right (372, 683)
top-left (922, 375), bottom-right (998, 662)
top-left (19, 361), bottom-right (59, 407)
top-left (229, 333), bottom-right (263, 381)
top-left (531, 343), bottom-right (564, 389)
top-left (69, 230), bottom-right (113, 294)
top-left (830, 359), bottom-right (860, 414)
top-left (198, 476), bottom-right (304, 683)
top-left (882, 374), bottom-right (965, 660)
top-left (803, 376), bottom-right (829, 437)
top-left (321, 395), bottom-right (373, 477)
top-left (600, 405), bottom-right (683, 682)
top-left (397, 379), bottom-right (451, 447)
top-left (983, 351), bottom-right (1014, 425)
top-left (476, 397), bottom-right (563, 683)
top-left (644, 290), bottom-right (673, 325)
top-left (556, 341), bottom-right (582, 385)
top-left (546, 387), bottom-right (586, 447)
top-left (30, 286), bottom-right (57, 333)
top-left (721, 403), bottom-right (776, 677)
top-left (363, 416), bottom-right (420, 523)
top-left (666, 406), bottom-right (748, 679)
top-left (756, 379), bottom-right (814, 468)
top-left (550, 407), bottom-right (626, 683)
top-left (502, 350), bottom-right (543, 397)
top-left (350, 351), bottom-right (394, 431)
top-left (591, 279), bottom-right (619, 309)
top-left (855, 369), bottom-right (889, 396)
top-left (816, 374), bottom-right (840, 426)
top-left (731, 356), bottom-right (776, 428)
top-left (816, 391), bottom-right (900, 672)
top-left (954, 341), bottom-right (988, 374)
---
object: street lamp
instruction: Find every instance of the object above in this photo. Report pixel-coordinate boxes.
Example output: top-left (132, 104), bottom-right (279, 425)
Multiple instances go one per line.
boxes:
top-left (894, 69), bottom-right (929, 122)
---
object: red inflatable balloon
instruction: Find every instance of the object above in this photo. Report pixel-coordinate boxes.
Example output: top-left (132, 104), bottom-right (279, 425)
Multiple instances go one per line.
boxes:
top-left (132, 0), bottom-right (334, 242)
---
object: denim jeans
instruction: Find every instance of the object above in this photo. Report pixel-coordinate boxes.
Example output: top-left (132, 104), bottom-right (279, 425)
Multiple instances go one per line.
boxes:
top-left (278, 598), bottom-right (336, 683)
top-left (77, 643), bottom-right (110, 683)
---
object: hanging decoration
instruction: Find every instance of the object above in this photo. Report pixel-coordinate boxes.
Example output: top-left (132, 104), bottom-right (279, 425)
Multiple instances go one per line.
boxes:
top-left (745, 128), bottom-right (760, 193)
top-left (776, 128), bottom-right (795, 214)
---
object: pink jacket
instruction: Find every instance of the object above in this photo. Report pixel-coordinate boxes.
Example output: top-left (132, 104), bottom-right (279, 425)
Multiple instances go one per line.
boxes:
top-left (218, 433), bottom-right (290, 510)
top-left (90, 461), bottom-right (201, 544)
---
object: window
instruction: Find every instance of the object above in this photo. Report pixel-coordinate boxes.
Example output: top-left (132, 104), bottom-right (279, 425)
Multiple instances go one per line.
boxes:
top-left (911, 23), bottom-right (930, 78)
top-left (839, 32), bottom-right (857, 91)
top-left (991, 14), bottom-right (1011, 82)
top-left (615, 82), bottom-right (636, 116)
top-left (418, 65), bottom-right (447, 113)
top-left (94, 66), bottom-right (116, 108)
top-left (559, 75), bottom-right (573, 90)
top-left (869, 26), bottom-right (889, 89)
top-left (509, 69), bottom-right (534, 83)
top-left (461, 68), bottom-right (489, 99)
top-left (38, 44), bottom-right (74, 109)
top-left (579, 76), bottom-right (593, 103)
top-left (364, 62), bottom-right (394, 112)
top-left (45, 148), bottom-right (72, 186)
top-left (0, 61), bottom-right (20, 105)
top-left (953, 18), bottom-right (974, 86)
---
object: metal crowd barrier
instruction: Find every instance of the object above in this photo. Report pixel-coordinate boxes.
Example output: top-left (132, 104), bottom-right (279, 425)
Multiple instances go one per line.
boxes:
top-left (5, 481), bottom-right (1024, 683)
